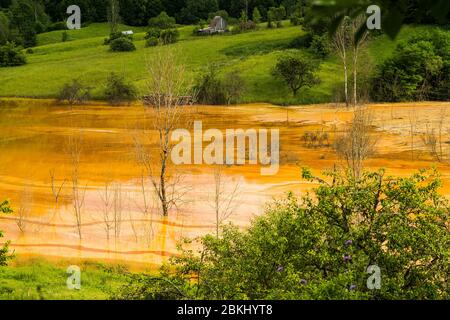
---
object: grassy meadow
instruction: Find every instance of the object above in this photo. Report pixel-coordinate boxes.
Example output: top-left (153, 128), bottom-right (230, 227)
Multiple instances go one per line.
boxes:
top-left (0, 21), bottom-right (431, 105)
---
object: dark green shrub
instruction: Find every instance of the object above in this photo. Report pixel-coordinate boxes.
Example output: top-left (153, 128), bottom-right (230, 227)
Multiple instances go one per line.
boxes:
top-left (145, 28), bottom-right (161, 39)
top-left (310, 34), bottom-right (332, 58)
top-left (234, 20), bottom-right (257, 33)
top-left (145, 37), bottom-right (159, 47)
top-left (159, 29), bottom-right (179, 45)
top-left (58, 79), bottom-right (91, 105)
top-left (61, 31), bottom-right (68, 42)
top-left (195, 67), bottom-right (246, 105)
top-left (0, 42), bottom-right (26, 67)
top-left (104, 73), bottom-right (137, 105)
top-left (104, 32), bottom-right (132, 45)
top-left (0, 199), bottom-right (13, 266)
top-left (289, 33), bottom-right (313, 49)
top-left (48, 21), bottom-right (67, 31)
top-left (223, 71), bottom-right (246, 105)
top-left (195, 66), bottom-right (226, 105)
top-left (110, 37), bottom-right (136, 52)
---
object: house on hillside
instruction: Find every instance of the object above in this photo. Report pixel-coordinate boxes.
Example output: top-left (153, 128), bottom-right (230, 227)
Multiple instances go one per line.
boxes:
top-left (198, 16), bottom-right (228, 35)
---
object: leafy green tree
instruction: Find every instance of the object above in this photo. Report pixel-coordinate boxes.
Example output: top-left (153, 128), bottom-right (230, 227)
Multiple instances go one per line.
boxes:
top-left (267, 5), bottom-right (285, 28)
top-left (273, 53), bottom-right (320, 96)
top-left (0, 11), bottom-right (11, 45)
top-left (372, 30), bottom-right (449, 102)
top-left (115, 168), bottom-right (450, 300)
top-left (252, 7), bottom-right (262, 24)
top-left (148, 11), bottom-right (176, 29)
top-left (0, 199), bottom-right (13, 266)
top-left (9, 0), bottom-right (37, 47)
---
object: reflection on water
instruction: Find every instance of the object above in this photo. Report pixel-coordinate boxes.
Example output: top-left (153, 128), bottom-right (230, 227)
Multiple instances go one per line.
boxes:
top-left (1, 99), bottom-right (450, 265)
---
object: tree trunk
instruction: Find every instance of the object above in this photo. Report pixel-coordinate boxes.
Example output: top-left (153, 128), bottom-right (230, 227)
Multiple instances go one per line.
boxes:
top-left (344, 59), bottom-right (349, 107)
top-left (353, 47), bottom-right (358, 107)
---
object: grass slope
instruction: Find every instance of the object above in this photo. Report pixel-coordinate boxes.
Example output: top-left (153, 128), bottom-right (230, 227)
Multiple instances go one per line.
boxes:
top-left (0, 22), bottom-right (437, 105)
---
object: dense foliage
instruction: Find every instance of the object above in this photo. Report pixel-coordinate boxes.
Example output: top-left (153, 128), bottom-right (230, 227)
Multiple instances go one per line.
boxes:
top-left (0, 199), bottom-right (12, 266)
top-left (372, 29), bottom-right (450, 102)
top-left (0, 41), bottom-right (25, 66)
top-left (115, 169), bottom-right (450, 300)
top-left (104, 72), bottom-right (137, 105)
top-left (110, 36), bottom-right (136, 51)
top-left (195, 66), bottom-right (246, 105)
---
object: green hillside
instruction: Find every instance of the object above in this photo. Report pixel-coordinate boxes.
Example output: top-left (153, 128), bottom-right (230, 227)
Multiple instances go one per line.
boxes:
top-left (0, 22), bottom-right (436, 105)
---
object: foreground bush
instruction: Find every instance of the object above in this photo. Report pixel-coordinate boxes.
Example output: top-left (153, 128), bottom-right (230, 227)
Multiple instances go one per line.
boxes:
top-left (115, 169), bottom-right (450, 300)
top-left (0, 199), bottom-right (12, 266)
top-left (104, 73), bottom-right (137, 105)
top-left (0, 42), bottom-right (26, 67)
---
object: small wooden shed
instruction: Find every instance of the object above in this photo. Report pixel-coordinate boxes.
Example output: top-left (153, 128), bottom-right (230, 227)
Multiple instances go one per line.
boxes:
top-left (198, 16), bottom-right (227, 35)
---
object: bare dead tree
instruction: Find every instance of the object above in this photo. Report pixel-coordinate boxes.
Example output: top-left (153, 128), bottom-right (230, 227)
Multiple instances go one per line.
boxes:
top-left (112, 182), bottom-right (123, 243)
top-left (134, 170), bottom-right (155, 245)
top-left (136, 49), bottom-right (194, 217)
top-left (99, 181), bottom-right (114, 241)
top-left (334, 108), bottom-right (377, 179)
top-left (350, 15), bottom-right (369, 107)
top-left (421, 122), bottom-right (441, 162)
top-left (16, 184), bottom-right (32, 233)
top-left (437, 106), bottom-right (446, 161)
top-left (408, 111), bottom-right (417, 161)
top-left (49, 169), bottom-right (67, 226)
top-left (67, 133), bottom-right (86, 240)
top-left (331, 16), bottom-right (351, 107)
top-left (49, 169), bottom-right (66, 206)
top-left (208, 166), bottom-right (241, 238)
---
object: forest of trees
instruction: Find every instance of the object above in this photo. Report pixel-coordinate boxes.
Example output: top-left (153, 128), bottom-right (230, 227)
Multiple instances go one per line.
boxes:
top-left (1, 0), bottom-right (447, 28)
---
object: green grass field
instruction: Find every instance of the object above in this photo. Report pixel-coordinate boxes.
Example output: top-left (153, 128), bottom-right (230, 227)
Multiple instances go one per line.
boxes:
top-left (0, 256), bottom-right (134, 300)
top-left (0, 21), bottom-right (436, 104)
